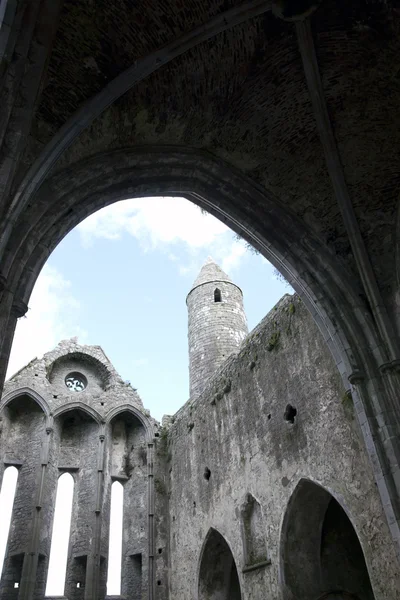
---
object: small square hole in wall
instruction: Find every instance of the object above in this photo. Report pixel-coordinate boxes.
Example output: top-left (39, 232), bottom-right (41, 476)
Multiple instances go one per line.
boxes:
top-left (14, 583), bottom-right (19, 589)
top-left (76, 582), bottom-right (82, 588)
top-left (101, 402), bottom-right (104, 406)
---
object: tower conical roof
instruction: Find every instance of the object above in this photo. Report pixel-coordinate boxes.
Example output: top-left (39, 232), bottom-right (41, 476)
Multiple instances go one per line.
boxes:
top-left (190, 257), bottom-right (232, 291)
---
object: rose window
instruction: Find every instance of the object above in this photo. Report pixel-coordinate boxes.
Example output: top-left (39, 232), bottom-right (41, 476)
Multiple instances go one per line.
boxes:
top-left (65, 372), bottom-right (87, 392)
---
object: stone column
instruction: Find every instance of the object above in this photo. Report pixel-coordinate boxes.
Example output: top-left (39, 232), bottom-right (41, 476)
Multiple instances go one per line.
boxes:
top-left (85, 425), bottom-right (105, 600)
top-left (148, 441), bottom-right (155, 600)
top-left (18, 417), bottom-right (53, 600)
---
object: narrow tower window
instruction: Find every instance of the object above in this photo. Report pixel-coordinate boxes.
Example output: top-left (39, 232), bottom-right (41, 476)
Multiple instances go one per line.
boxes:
top-left (0, 466), bottom-right (19, 579)
top-left (214, 288), bottom-right (222, 302)
top-left (45, 473), bottom-right (74, 595)
top-left (107, 481), bottom-right (124, 595)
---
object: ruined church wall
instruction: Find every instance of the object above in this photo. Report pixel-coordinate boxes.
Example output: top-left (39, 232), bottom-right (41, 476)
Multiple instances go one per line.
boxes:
top-left (0, 339), bottom-right (157, 600)
top-left (165, 295), bottom-right (400, 600)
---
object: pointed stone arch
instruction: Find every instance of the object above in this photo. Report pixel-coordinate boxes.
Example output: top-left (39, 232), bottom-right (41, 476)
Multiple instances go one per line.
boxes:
top-left (0, 391), bottom-right (47, 600)
top-left (0, 387), bottom-right (49, 416)
top-left (280, 478), bottom-right (375, 600)
top-left (105, 405), bottom-right (152, 598)
top-left (198, 528), bottom-right (242, 600)
top-left (47, 351), bottom-right (114, 390)
top-left (105, 404), bottom-right (153, 441)
top-left (53, 401), bottom-right (102, 424)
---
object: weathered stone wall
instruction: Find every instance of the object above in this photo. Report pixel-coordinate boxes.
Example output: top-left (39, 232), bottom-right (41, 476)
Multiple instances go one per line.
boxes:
top-left (187, 278), bottom-right (248, 399)
top-left (2, 298), bottom-right (400, 599)
top-left (165, 294), bottom-right (400, 600)
top-left (0, 338), bottom-right (156, 600)
top-left (0, 396), bottom-right (45, 599)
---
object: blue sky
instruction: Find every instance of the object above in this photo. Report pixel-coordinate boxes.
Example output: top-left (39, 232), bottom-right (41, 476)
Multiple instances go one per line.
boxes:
top-left (8, 197), bottom-right (291, 422)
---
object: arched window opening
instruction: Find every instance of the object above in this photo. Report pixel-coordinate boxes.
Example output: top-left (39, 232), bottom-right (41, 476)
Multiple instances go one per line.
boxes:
top-left (281, 479), bottom-right (374, 600)
top-left (0, 467), bottom-right (19, 579)
top-left (214, 288), bottom-right (222, 303)
top-left (320, 498), bottom-right (373, 599)
top-left (45, 473), bottom-right (74, 596)
top-left (107, 481), bottom-right (124, 595)
top-left (240, 493), bottom-right (269, 569)
top-left (198, 529), bottom-right (242, 600)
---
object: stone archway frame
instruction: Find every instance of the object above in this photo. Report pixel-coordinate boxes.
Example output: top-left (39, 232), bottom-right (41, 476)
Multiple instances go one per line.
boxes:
top-left (5, 146), bottom-right (376, 375)
top-left (52, 401), bottom-right (103, 425)
top-left (47, 350), bottom-right (116, 391)
top-left (105, 403), bottom-right (154, 442)
top-left (0, 385), bottom-right (53, 599)
top-left (0, 0), bottom-right (275, 251)
top-left (2, 145), bottom-right (399, 554)
top-left (105, 403), bottom-right (155, 598)
top-left (0, 386), bottom-right (50, 417)
top-left (279, 477), bottom-right (375, 600)
top-left (197, 527), bottom-right (243, 600)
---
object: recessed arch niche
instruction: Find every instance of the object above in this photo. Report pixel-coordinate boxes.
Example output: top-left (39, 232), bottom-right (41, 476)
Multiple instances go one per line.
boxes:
top-left (50, 408), bottom-right (99, 600)
top-left (47, 352), bottom-right (113, 392)
top-left (198, 528), bottom-right (242, 600)
top-left (106, 410), bottom-right (148, 599)
top-left (280, 479), bottom-right (374, 600)
top-left (0, 394), bottom-right (46, 600)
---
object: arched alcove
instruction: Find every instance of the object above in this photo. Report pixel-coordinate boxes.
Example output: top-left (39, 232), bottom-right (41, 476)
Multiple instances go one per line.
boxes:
top-left (107, 411), bottom-right (147, 599)
top-left (47, 351), bottom-right (113, 391)
top-left (198, 528), bottom-right (242, 600)
top-left (280, 479), bottom-right (374, 600)
top-left (53, 408), bottom-right (99, 600)
top-left (109, 410), bottom-right (147, 480)
top-left (0, 395), bottom-right (45, 600)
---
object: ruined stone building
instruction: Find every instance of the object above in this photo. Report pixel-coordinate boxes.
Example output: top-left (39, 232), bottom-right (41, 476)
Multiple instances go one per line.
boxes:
top-left (1, 0), bottom-right (400, 597)
top-left (0, 259), bottom-right (399, 600)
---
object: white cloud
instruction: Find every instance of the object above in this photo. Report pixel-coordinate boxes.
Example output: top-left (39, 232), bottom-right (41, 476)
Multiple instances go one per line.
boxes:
top-left (77, 196), bottom-right (253, 276)
top-left (78, 197), bottom-right (228, 249)
top-left (220, 239), bottom-right (248, 272)
top-left (7, 265), bottom-right (87, 379)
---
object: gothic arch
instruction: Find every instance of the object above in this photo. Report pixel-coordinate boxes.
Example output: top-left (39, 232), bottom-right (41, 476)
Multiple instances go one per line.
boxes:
top-left (53, 402), bottom-right (102, 424)
top-left (0, 146), bottom-right (396, 551)
top-left (1, 0), bottom-right (273, 240)
top-left (0, 133), bottom-right (398, 564)
top-left (198, 528), bottom-right (242, 600)
top-left (280, 478), bottom-right (374, 600)
top-left (1, 149), bottom-right (381, 431)
top-left (105, 404), bottom-right (153, 441)
top-left (0, 387), bottom-right (49, 416)
top-left (47, 351), bottom-right (114, 390)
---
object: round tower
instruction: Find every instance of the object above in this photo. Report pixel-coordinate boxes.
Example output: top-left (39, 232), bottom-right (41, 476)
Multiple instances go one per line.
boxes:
top-left (187, 257), bottom-right (248, 399)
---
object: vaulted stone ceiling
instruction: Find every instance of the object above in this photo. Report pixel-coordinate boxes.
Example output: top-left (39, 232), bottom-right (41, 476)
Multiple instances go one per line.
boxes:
top-left (25, 0), bottom-right (399, 294)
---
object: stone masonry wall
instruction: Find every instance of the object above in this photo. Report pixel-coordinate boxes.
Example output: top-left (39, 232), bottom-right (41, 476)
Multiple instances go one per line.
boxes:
top-left (165, 294), bottom-right (400, 600)
top-left (0, 338), bottom-right (157, 600)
